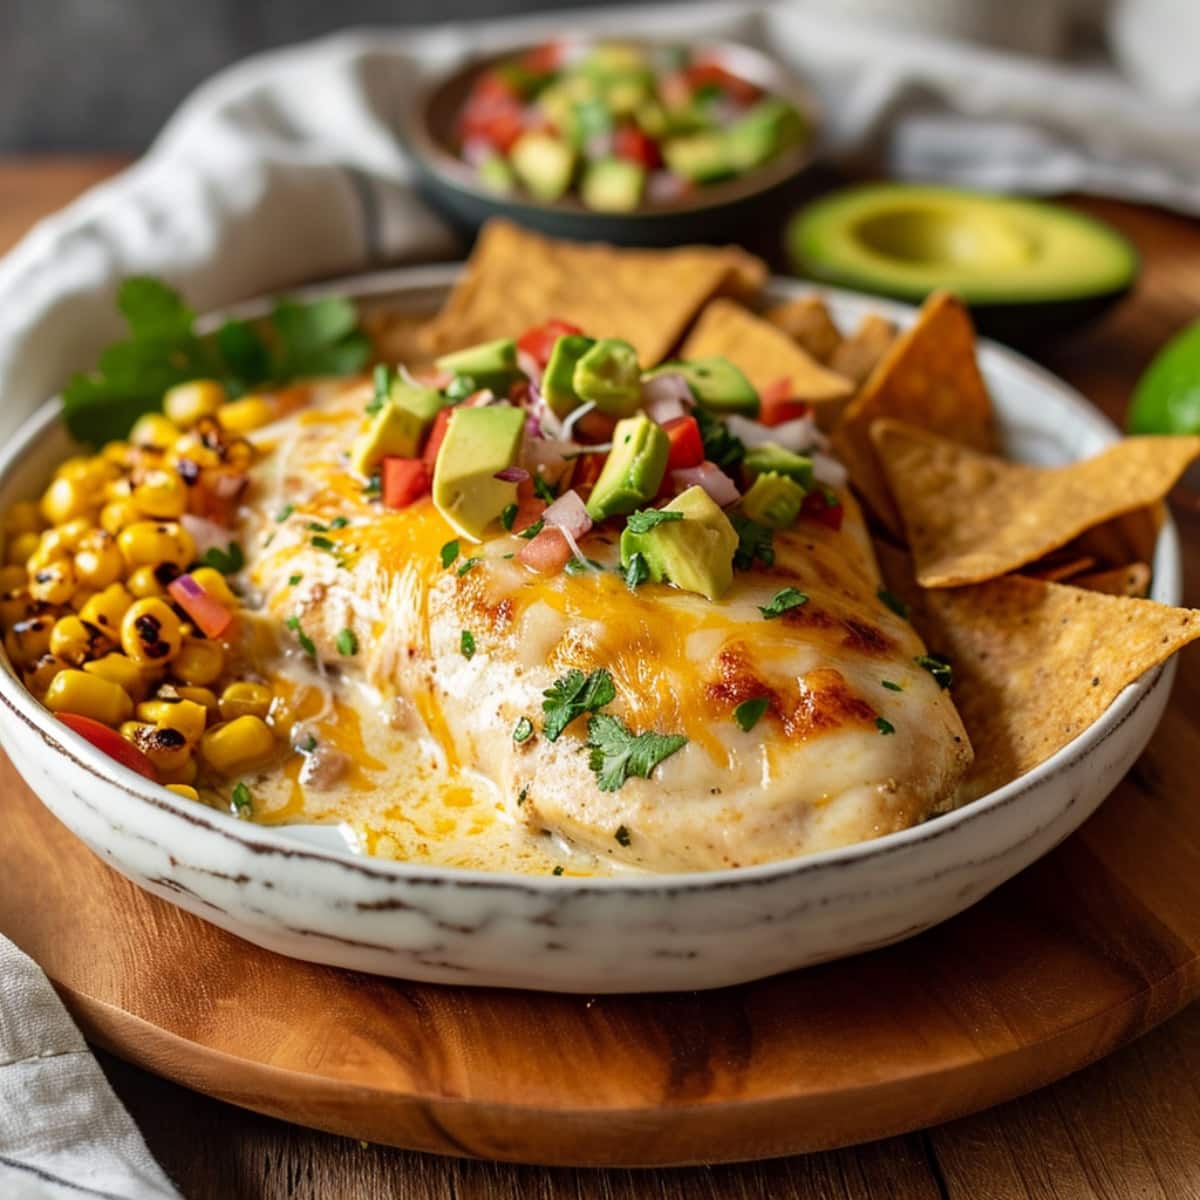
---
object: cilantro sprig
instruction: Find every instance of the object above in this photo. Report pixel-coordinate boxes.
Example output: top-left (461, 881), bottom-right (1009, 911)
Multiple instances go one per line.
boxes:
top-left (62, 277), bottom-right (370, 445)
top-left (625, 509), bottom-right (683, 534)
top-left (730, 514), bottom-right (775, 571)
top-left (915, 653), bottom-right (953, 689)
top-left (694, 407), bottom-right (745, 472)
top-left (759, 587), bottom-right (808, 619)
top-left (586, 714), bottom-right (688, 793)
top-left (541, 667), bottom-right (616, 742)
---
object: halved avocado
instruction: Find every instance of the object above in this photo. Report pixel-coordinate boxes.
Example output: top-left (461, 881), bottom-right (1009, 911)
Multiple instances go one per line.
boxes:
top-left (787, 184), bottom-right (1138, 340)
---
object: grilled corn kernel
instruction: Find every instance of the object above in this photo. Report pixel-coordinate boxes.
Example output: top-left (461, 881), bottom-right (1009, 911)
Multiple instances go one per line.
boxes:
top-left (188, 567), bottom-right (237, 608)
top-left (200, 715), bottom-right (275, 774)
top-left (117, 521), bottom-right (195, 571)
top-left (7, 531), bottom-right (41, 566)
top-left (69, 587), bottom-right (97, 613)
top-left (218, 681), bottom-right (272, 721)
top-left (4, 611), bottom-right (55, 666)
top-left (218, 395), bottom-right (275, 435)
top-left (73, 530), bottom-right (123, 589)
top-left (137, 697), bottom-right (207, 745)
top-left (129, 413), bottom-right (180, 450)
top-left (30, 559), bottom-right (77, 606)
top-left (3, 501), bottom-right (44, 537)
top-left (49, 614), bottom-right (112, 666)
top-left (102, 440), bottom-right (132, 466)
top-left (24, 653), bottom-right (69, 695)
top-left (165, 783), bottom-right (200, 800)
top-left (121, 597), bottom-right (183, 664)
top-left (126, 566), bottom-right (164, 599)
top-left (40, 477), bottom-right (98, 527)
top-left (44, 668), bottom-right (133, 726)
top-left (84, 652), bottom-right (156, 702)
top-left (129, 723), bottom-right (192, 772)
top-left (165, 380), bottom-right (227, 428)
top-left (57, 456), bottom-right (117, 488)
top-left (78, 582), bottom-right (133, 633)
top-left (132, 468), bottom-right (187, 520)
top-left (173, 686), bottom-right (219, 722)
top-left (171, 636), bottom-right (225, 686)
top-left (99, 499), bottom-right (139, 536)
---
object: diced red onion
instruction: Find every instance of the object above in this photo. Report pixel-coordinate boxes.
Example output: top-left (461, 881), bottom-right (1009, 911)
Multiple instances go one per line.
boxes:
top-left (585, 132), bottom-right (614, 160)
top-left (521, 436), bottom-right (574, 486)
top-left (517, 349), bottom-right (543, 387)
top-left (494, 466), bottom-right (530, 483)
top-left (641, 373), bottom-right (694, 423)
top-left (671, 463), bottom-right (741, 508)
top-left (542, 489), bottom-right (593, 539)
top-left (646, 170), bottom-right (689, 204)
top-left (767, 415), bottom-right (823, 454)
top-left (181, 513), bottom-right (235, 555)
top-left (462, 138), bottom-right (496, 167)
top-left (723, 414), bottom-right (777, 448)
top-left (812, 452), bottom-right (849, 489)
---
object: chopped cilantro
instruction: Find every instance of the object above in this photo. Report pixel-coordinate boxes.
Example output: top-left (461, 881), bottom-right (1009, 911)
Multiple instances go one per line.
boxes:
top-left (542, 667), bottom-right (616, 742)
top-left (564, 557), bottom-right (603, 576)
top-left (615, 824), bottom-right (632, 847)
top-left (231, 781), bottom-right (253, 817)
top-left (694, 407), bottom-right (745, 472)
top-left (457, 557), bottom-right (482, 577)
top-left (532, 474), bottom-right (557, 503)
top-left (875, 716), bottom-right (896, 736)
top-left (734, 697), bottom-right (770, 732)
top-left (198, 542), bottom-right (245, 575)
top-left (915, 654), bottom-right (953, 689)
top-left (625, 508), bottom-right (683, 534)
top-left (288, 573), bottom-right (302, 587)
top-left (329, 516), bottom-right (349, 530)
top-left (460, 630), bottom-right (476, 659)
top-left (552, 865), bottom-right (565, 876)
top-left (285, 615), bottom-right (316, 659)
top-left (759, 587), bottom-right (808, 619)
top-left (445, 373), bottom-right (476, 401)
top-left (517, 787), bottom-right (528, 806)
top-left (366, 363), bottom-right (391, 415)
top-left (440, 539), bottom-right (460, 569)
top-left (363, 474), bottom-right (381, 498)
top-left (501, 503), bottom-right (519, 532)
top-left (518, 519), bottom-right (545, 540)
top-left (275, 504), bottom-right (295, 523)
top-left (878, 587), bottom-right (910, 620)
top-left (335, 628), bottom-right (358, 656)
top-left (307, 521), bottom-right (328, 533)
top-left (513, 717), bottom-right (534, 744)
top-left (585, 713), bottom-right (687, 792)
top-left (311, 534), bottom-right (335, 552)
top-left (624, 552), bottom-right (649, 590)
top-left (729, 514), bottom-right (775, 571)
top-left (881, 680), bottom-right (902, 692)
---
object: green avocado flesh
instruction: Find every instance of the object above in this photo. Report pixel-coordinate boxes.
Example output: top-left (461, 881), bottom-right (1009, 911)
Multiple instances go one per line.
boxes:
top-left (432, 404), bottom-right (526, 541)
top-left (788, 184), bottom-right (1138, 308)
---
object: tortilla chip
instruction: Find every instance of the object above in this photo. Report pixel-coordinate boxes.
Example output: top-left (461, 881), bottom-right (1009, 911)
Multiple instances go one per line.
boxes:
top-left (829, 314), bottom-right (896, 387)
top-left (764, 295), bottom-right (842, 363)
top-left (679, 299), bottom-right (853, 419)
top-left (871, 419), bottom-right (1200, 587)
top-left (362, 309), bottom-right (438, 372)
top-left (831, 291), bottom-right (995, 532)
top-left (875, 543), bottom-right (1200, 801)
top-left (1075, 503), bottom-right (1165, 568)
top-left (1073, 562), bottom-right (1152, 597)
top-left (1022, 554), bottom-right (1096, 583)
top-left (422, 219), bottom-right (766, 366)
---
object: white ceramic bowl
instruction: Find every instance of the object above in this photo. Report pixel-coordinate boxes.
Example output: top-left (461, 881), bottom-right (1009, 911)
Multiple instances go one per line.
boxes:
top-left (0, 267), bottom-right (1180, 994)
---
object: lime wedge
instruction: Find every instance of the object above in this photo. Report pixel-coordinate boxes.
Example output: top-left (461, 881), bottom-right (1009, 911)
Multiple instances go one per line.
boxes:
top-left (1129, 319), bottom-right (1200, 435)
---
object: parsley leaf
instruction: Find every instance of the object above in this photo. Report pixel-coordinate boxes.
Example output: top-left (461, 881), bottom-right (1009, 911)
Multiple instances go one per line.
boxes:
top-left (915, 654), bottom-right (953, 689)
top-left (440, 539), bottom-right (460, 569)
top-left (231, 781), bottom-right (253, 818)
top-left (759, 587), bottom-right (807, 619)
top-left (541, 667), bottom-right (616, 742)
top-left (585, 713), bottom-right (688, 792)
top-left (288, 573), bottom-right (302, 587)
top-left (876, 716), bottom-right (896, 736)
top-left (734, 697), bottom-right (770, 732)
top-left (460, 630), bottom-right (476, 659)
top-left (512, 717), bottom-right (534, 744)
top-left (625, 509), bottom-right (683, 534)
top-left (694, 407), bottom-right (745, 472)
top-left (335, 628), bottom-right (358, 656)
top-left (878, 587), bottom-right (910, 620)
top-left (729, 514), bottom-right (775, 571)
top-left (198, 542), bottom-right (244, 575)
top-left (624, 552), bottom-right (649, 590)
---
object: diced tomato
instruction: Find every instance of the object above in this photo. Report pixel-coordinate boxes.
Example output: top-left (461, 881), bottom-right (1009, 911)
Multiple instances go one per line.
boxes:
top-left (613, 123), bottom-right (662, 169)
top-left (801, 488), bottom-right (844, 531)
top-left (57, 713), bottom-right (158, 781)
top-left (470, 70), bottom-right (521, 105)
top-left (759, 378), bottom-right (812, 427)
top-left (168, 574), bottom-right (235, 639)
top-left (571, 449), bottom-right (607, 500)
top-left (422, 407), bottom-right (454, 473)
top-left (573, 409), bottom-right (617, 441)
top-left (381, 457), bottom-right (430, 509)
top-left (663, 415), bottom-right (704, 471)
top-left (511, 494), bottom-right (548, 534)
top-left (458, 72), bottom-right (526, 152)
top-left (684, 59), bottom-right (761, 105)
top-left (520, 41), bottom-right (566, 75)
top-left (517, 525), bottom-right (573, 574)
top-left (659, 71), bottom-right (693, 112)
top-left (517, 319), bottom-right (584, 368)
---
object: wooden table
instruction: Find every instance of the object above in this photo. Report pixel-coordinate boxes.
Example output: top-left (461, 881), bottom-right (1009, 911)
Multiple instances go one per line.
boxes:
top-left (3, 155), bottom-right (1200, 1200)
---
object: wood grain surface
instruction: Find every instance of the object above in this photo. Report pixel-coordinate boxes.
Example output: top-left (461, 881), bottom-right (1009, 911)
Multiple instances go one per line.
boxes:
top-left (2, 158), bottom-right (1200, 1199)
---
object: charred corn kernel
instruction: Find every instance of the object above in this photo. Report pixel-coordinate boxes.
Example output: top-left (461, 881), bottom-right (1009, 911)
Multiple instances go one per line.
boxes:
top-left (200, 715), bottom-right (275, 775)
top-left (165, 783), bottom-right (200, 800)
top-left (50, 614), bottom-right (112, 666)
top-left (218, 681), bottom-right (272, 721)
top-left (117, 521), bottom-right (195, 571)
top-left (188, 566), bottom-right (237, 608)
top-left (30, 559), bottom-right (77, 606)
top-left (129, 413), bottom-right (180, 450)
top-left (79, 582), bottom-right (133, 632)
top-left (165, 380), bottom-right (227, 428)
top-left (125, 566), bottom-right (164, 599)
top-left (40, 477), bottom-right (97, 527)
top-left (171, 636), bottom-right (225, 686)
top-left (84, 652), bottom-right (156, 702)
top-left (3, 501), bottom-right (44, 537)
top-left (120, 720), bottom-right (151, 741)
top-left (121, 597), bottom-right (183, 664)
top-left (73, 530), bottom-right (123, 589)
top-left (44, 668), bottom-right (133, 726)
top-left (7, 531), bottom-right (41, 566)
top-left (4, 612), bottom-right (55, 666)
top-left (132, 468), bottom-right (187, 520)
top-left (218, 395), bottom-right (275, 435)
top-left (138, 697), bottom-right (207, 745)
top-left (128, 723), bottom-right (192, 772)
top-left (24, 653), bottom-right (69, 695)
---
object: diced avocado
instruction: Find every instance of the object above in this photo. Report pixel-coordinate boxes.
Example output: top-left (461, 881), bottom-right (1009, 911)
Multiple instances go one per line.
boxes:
top-left (724, 98), bottom-right (805, 172)
top-left (432, 404), bottom-right (526, 541)
top-left (604, 76), bottom-right (651, 117)
top-left (350, 401), bottom-right (424, 477)
top-left (509, 131), bottom-right (576, 202)
top-left (739, 472), bottom-right (806, 529)
top-left (570, 97), bottom-right (613, 150)
top-left (647, 357), bottom-right (758, 415)
top-left (435, 338), bottom-right (520, 394)
top-left (580, 44), bottom-right (649, 80)
top-left (537, 80), bottom-right (579, 135)
top-left (580, 159), bottom-right (646, 213)
top-left (619, 486), bottom-right (737, 601)
top-left (634, 98), bottom-right (670, 139)
top-left (586, 413), bottom-right (669, 521)
top-left (663, 132), bottom-right (732, 183)
top-left (573, 338), bottom-right (643, 417)
top-left (543, 334), bottom-right (597, 418)
top-left (478, 155), bottom-right (516, 194)
top-left (743, 443), bottom-right (814, 490)
top-left (389, 379), bottom-right (447, 426)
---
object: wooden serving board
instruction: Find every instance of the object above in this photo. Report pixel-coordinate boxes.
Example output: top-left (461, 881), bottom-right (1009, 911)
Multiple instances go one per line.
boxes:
top-left (3, 655), bottom-right (1200, 1168)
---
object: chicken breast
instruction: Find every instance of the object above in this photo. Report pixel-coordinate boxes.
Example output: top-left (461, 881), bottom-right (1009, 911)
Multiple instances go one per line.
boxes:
top-left (238, 380), bottom-right (971, 873)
